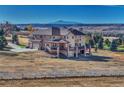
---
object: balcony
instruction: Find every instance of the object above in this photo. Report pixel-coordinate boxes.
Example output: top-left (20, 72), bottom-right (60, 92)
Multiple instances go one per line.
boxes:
top-left (50, 46), bottom-right (67, 50)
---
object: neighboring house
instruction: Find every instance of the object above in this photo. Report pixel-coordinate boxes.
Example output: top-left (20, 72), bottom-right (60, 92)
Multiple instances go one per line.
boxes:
top-left (11, 31), bottom-right (30, 46)
top-left (29, 27), bottom-right (91, 58)
top-left (103, 36), bottom-right (119, 42)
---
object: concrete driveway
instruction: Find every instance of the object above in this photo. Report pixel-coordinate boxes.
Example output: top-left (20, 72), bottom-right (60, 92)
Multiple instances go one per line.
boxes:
top-left (8, 42), bottom-right (38, 52)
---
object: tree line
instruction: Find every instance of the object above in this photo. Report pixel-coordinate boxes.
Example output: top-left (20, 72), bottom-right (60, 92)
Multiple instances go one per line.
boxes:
top-left (86, 33), bottom-right (124, 52)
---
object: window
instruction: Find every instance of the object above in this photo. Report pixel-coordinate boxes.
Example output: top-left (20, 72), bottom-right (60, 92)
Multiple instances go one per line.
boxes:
top-left (53, 36), bottom-right (55, 39)
top-left (72, 36), bottom-right (74, 39)
top-left (47, 44), bottom-right (49, 46)
top-left (79, 43), bottom-right (81, 46)
top-left (64, 36), bottom-right (66, 39)
top-left (75, 43), bottom-right (77, 46)
top-left (40, 35), bottom-right (42, 38)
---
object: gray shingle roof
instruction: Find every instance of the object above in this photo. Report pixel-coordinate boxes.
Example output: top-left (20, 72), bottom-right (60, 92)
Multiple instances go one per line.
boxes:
top-left (69, 29), bottom-right (86, 35)
top-left (32, 27), bottom-right (85, 36)
top-left (32, 27), bottom-right (69, 36)
top-left (32, 28), bottom-right (52, 35)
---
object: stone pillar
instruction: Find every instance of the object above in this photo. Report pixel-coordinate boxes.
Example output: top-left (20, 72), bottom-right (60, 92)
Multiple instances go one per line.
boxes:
top-left (44, 43), bottom-right (47, 51)
top-left (31, 42), bottom-right (33, 49)
top-left (67, 43), bottom-right (69, 57)
top-left (57, 44), bottom-right (60, 58)
top-left (89, 44), bottom-right (92, 55)
top-left (76, 46), bottom-right (78, 58)
top-left (84, 44), bottom-right (86, 56)
top-left (39, 41), bottom-right (42, 50)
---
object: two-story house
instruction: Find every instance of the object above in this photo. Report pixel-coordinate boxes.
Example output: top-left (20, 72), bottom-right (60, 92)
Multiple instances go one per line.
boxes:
top-left (29, 27), bottom-right (91, 58)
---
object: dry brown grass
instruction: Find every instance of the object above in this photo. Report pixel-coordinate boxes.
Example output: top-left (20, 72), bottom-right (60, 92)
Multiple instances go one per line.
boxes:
top-left (0, 77), bottom-right (124, 87)
top-left (0, 50), bottom-right (123, 86)
top-left (0, 50), bottom-right (123, 72)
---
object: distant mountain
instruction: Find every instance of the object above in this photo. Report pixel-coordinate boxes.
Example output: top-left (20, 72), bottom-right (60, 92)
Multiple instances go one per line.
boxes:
top-left (49, 20), bottom-right (82, 25)
top-left (16, 20), bottom-right (124, 28)
top-left (16, 20), bottom-right (82, 28)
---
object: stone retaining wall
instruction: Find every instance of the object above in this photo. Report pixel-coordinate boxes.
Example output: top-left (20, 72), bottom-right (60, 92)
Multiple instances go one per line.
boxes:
top-left (0, 70), bottom-right (124, 79)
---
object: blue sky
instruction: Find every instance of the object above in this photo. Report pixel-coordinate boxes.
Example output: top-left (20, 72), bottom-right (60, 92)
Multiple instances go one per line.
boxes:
top-left (0, 5), bottom-right (124, 24)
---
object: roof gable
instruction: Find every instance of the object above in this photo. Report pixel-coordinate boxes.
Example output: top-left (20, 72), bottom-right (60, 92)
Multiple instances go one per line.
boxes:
top-left (69, 28), bottom-right (86, 35)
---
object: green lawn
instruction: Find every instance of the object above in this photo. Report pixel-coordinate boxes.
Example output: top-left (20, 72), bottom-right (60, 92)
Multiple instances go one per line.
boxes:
top-left (117, 45), bottom-right (124, 51)
top-left (104, 44), bottom-right (110, 50)
top-left (18, 45), bottom-right (26, 48)
top-left (104, 44), bottom-right (124, 51)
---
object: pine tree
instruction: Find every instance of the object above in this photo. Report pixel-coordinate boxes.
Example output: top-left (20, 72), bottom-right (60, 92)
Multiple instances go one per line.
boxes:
top-left (110, 40), bottom-right (118, 51)
top-left (12, 34), bottom-right (19, 45)
top-left (0, 29), bottom-right (7, 50)
top-left (98, 37), bottom-right (104, 49)
top-left (105, 39), bottom-right (111, 47)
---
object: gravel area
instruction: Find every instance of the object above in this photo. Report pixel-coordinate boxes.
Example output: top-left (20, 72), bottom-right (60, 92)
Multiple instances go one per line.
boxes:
top-left (0, 70), bottom-right (124, 79)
